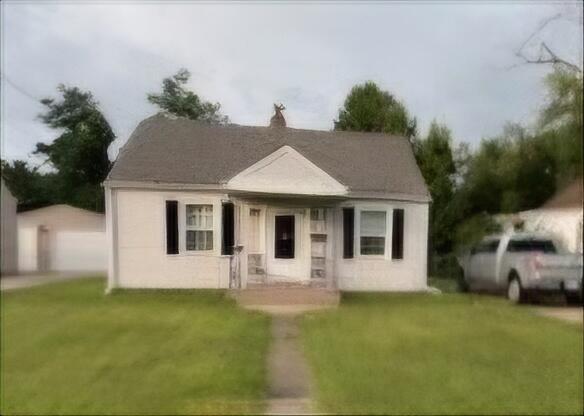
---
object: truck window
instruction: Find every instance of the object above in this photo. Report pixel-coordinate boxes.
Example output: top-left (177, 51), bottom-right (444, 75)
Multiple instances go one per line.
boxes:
top-left (473, 239), bottom-right (500, 254)
top-left (506, 239), bottom-right (556, 253)
top-left (486, 240), bottom-right (500, 252)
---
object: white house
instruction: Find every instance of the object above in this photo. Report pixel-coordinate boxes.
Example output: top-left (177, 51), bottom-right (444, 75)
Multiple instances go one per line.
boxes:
top-left (104, 111), bottom-right (431, 291)
top-left (509, 178), bottom-right (583, 253)
top-left (1, 178), bottom-right (18, 274)
top-left (18, 204), bottom-right (107, 273)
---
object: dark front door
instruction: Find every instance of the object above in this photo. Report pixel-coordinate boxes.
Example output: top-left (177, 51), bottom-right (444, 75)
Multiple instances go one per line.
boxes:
top-left (275, 215), bottom-right (295, 259)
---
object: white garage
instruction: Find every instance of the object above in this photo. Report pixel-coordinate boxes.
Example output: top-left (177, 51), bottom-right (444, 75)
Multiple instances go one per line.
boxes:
top-left (18, 205), bottom-right (106, 273)
top-left (52, 232), bottom-right (106, 271)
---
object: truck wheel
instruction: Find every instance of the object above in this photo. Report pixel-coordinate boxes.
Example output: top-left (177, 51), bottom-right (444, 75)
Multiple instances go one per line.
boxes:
top-left (507, 276), bottom-right (524, 304)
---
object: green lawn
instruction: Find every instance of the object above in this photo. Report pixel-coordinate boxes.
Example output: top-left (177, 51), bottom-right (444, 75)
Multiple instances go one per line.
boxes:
top-left (301, 293), bottom-right (583, 415)
top-left (0, 278), bottom-right (270, 415)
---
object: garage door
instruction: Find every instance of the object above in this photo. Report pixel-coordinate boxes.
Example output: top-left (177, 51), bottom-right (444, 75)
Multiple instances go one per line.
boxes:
top-left (52, 232), bottom-right (106, 272)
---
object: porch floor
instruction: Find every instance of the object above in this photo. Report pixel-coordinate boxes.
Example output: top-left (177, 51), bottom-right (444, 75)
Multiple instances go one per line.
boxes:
top-left (233, 284), bottom-right (340, 314)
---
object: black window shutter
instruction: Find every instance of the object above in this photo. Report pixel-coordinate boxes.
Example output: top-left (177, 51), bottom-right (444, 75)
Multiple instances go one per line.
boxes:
top-left (166, 201), bottom-right (179, 254)
top-left (392, 209), bottom-right (404, 260)
top-left (343, 208), bottom-right (354, 259)
top-left (222, 202), bottom-right (235, 255)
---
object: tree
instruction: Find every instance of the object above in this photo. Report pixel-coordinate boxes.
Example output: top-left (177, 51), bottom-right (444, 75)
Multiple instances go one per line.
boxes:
top-left (456, 122), bottom-right (558, 220)
top-left (34, 84), bottom-right (115, 211)
top-left (514, 7), bottom-right (582, 73)
top-left (414, 121), bottom-right (458, 255)
top-left (334, 81), bottom-right (417, 138)
top-left (1, 160), bottom-right (59, 211)
top-left (148, 68), bottom-right (229, 124)
top-left (511, 5), bottom-right (583, 186)
top-left (538, 68), bottom-right (583, 184)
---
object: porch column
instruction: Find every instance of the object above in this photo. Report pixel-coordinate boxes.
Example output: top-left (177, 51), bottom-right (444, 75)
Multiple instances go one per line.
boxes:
top-left (235, 200), bottom-right (248, 289)
top-left (327, 206), bottom-right (337, 290)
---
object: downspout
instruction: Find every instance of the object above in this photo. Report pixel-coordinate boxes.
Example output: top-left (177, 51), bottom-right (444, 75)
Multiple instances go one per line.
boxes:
top-left (104, 185), bottom-right (118, 293)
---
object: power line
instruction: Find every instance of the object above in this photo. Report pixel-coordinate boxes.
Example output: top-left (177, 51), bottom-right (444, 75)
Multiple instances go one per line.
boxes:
top-left (0, 72), bottom-right (42, 103)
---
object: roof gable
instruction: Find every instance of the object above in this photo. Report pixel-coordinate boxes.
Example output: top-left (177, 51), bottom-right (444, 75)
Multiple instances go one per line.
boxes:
top-left (226, 146), bottom-right (348, 195)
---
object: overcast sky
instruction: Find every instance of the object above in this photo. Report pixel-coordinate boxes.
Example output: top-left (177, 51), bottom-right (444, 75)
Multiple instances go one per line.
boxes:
top-left (1, 1), bottom-right (582, 164)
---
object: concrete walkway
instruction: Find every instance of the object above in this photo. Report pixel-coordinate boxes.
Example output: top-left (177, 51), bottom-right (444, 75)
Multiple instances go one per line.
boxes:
top-left (234, 286), bottom-right (337, 414)
top-left (0, 273), bottom-right (102, 291)
top-left (266, 315), bottom-right (314, 415)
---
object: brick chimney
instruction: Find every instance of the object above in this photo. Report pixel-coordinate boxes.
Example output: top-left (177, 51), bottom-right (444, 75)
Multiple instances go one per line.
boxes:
top-left (269, 103), bottom-right (286, 128)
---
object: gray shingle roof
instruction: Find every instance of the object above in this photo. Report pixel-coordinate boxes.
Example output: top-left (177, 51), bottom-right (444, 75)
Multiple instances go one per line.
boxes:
top-left (107, 113), bottom-right (429, 199)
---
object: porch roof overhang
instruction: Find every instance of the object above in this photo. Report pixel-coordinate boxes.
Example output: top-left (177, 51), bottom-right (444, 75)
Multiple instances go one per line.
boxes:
top-left (103, 179), bottom-right (431, 203)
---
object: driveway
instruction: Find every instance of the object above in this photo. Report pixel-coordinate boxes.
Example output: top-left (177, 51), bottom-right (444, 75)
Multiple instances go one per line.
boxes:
top-left (0, 273), bottom-right (103, 291)
top-left (532, 306), bottom-right (583, 324)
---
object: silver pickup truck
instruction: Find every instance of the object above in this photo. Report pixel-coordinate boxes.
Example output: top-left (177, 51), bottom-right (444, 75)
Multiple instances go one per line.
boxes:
top-left (459, 232), bottom-right (583, 303)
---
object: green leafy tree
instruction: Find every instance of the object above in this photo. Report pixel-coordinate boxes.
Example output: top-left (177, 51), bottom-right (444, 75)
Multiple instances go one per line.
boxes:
top-left (1, 160), bottom-right (59, 211)
top-left (414, 121), bottom-right (458, 254)
top-left (538, 68), bottom-right (583, 184)
top-left (148, 68), bottom-right (229, 124)
top-left (451, 122), bottom-right (558, 255)
top-left (334, 81), bottom-right (417, 138)
top-left (458, 123), bottom-right (557, 217)
top-left (34, 84), bottom-right (115, 211)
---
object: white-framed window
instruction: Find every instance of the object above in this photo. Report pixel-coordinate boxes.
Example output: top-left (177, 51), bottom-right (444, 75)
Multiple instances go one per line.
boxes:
top-left (360, 210), bottom-right (386, 255)
top-left (186, 204), bottom-right (213, 251)
top-left (310, 208), bottom-right (327, 234)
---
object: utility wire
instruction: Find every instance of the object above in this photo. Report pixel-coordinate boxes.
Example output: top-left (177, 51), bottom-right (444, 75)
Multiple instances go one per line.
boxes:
top-left (1, 72), bottom-right (42, 103)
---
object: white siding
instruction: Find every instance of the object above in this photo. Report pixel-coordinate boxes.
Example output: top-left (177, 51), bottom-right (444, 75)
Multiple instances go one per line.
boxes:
top-left (17, 227), bottom-right (37, 272)
top-left (109, 189), bottom-right (429, 292)
top-left (1, 180), bottom-right (18, 274)
top-left (335, 201), bottom-right (429, 291)
top-left (226, 146), bottom-right (348, 196)
top-left (111, 189), bottom-right (230, 289)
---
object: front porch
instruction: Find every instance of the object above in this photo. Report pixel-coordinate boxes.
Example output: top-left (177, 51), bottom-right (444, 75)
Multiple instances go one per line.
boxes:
top-left (229, 196), bottom-right (342, 291)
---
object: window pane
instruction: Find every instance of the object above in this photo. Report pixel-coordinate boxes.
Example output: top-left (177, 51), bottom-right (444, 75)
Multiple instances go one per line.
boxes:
top-left (196, 229), bottom-right (205, 248)
top-left (361, 237), bottom-right (385, 255)
top-left (186, 205), bottom-right (197, 226)
top-left (507, 239), bottom-right (555, 253)
top-left (487, 240), bottom-right (500, 253)
top-left (186, 230), bottom-right (213, 251)
top-left (360, 211), bottom-right (386, 237)
top-left (204, 231), bottom-right (213, 250)
top-left (475, 240), bottom-right (499, 253)
top-left (310, 208), bottom-right (326, 233)
top-left (186, 230), bottom-right (196, 250)
top-left (310, 208), bottom-right (325, 221)
top-left (186, 204), bottom-right (213, 229)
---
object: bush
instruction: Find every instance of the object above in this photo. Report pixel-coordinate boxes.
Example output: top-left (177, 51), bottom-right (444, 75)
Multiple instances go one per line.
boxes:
top-left (430, 253), bottom-right (463, 280)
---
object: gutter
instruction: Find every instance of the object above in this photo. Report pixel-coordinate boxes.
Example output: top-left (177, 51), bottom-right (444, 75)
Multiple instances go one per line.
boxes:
top-left (103, 179), bottom-right (431, 204)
